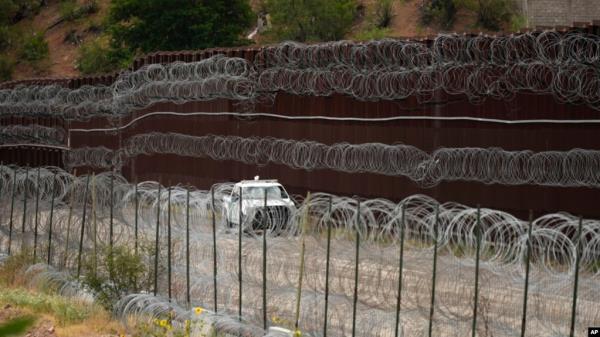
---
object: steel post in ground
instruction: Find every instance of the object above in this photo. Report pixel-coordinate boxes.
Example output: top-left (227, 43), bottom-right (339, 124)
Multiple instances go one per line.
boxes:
top-left (520, 211), bottom-right (534, 337)
top-left (76, 175), bottom-right (90, 278)
top-left (46, 172), bottom-right (57, 266)
top-left (394, 203), bottom-right (406, 337)
top-left (427, 204), bottom-right (440, 337)
top-left (323, 196), bottom-right (333, 337)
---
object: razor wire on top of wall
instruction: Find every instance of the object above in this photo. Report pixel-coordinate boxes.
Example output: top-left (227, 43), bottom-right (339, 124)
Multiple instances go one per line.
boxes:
top-left (0, 125), bottom-right (66, 145)
top-left (1, 31), bottom-right (600, 121)
top-left (0, 164), bottom-right (599, 337)
top-left (63, 132), bottom-right (600, 188)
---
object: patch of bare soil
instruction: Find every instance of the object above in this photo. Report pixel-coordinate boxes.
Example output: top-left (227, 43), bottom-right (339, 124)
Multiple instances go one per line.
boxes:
top-left (11, 0), bottom-right (111, 81)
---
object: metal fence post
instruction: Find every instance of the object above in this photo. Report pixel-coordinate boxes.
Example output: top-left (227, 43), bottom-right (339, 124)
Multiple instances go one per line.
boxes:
top-left (238, 188), bottom-right (243, 320)
top-left (21, 167), bottom-right (29, 253)
top-left (569, 216), bottom-right (584, 337)
top-left (520, 210), bottom-right (534, 337)
top-left (134, 182), bottom-right (139, 255)
top-left (394, 203), bottom-right (406, 337)
top-left (294, 192), bottom-right (310, 335)
top-left (154, 184), bottom-right (161, 296)
top-left (212, 187), bottom-right (218, 313)
top-left (262, 189), bottom-right (268, 330)
top-left (109, 170), bottom-right (114, 248)
top-left (427, 204), bottom-right (440, 337)
top-left (62, 169), bottom-right (77, 270)
top-left (8, 167), bottom-right (17, 255)
top-left (167, 187), bottom-right (172, 301)
top-left (323, 196), bottom-right (333, 337)
top-left (33, 167), bottom-right (41, 262)
top-left (76, 175), bottom-right (91, 278)
top-left (471, 206), bottom-right (482, 337)
top-left (47, 172), bottom-right (57, 266)
top-left (186, 188), bottom-right (191, 308)
top-left (351, 200), bottom-right (361, 337)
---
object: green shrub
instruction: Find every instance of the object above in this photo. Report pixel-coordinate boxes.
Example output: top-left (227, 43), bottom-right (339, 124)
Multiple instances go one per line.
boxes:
top-left (107, 0), bottom-right (253, 53)
top-left (20, 32), bottom-right (48, 62)
top-left (509, 13), bottom-right (527, 32)
top-left (0, 25), bottom-right (10, 51)
top-left (374, 0), bottom-right (394, 28)
top-left (354, 26), bottom-right (391, 41)
top-left (59, 0), bottom-right (77, 20)
top-left (0, 0), bottom-right (19, 25)
top-left (477, 0), bottom-right (517, 30)
top-left (76, 38), bottom-right (128, 74)
top-left (0, 249), bottom-right (30, 285)
top-left (4, 0), bottom-right (43, 22)
top-left (0, 288), bottom-right (94, 326)
top-left (82, 245), bottom-right (152, 311)
top-left (60, 0), bottom-right (98, 21)
top-left (420, 0), bottom-right (456, 29)
top-left (265, 0), bottom-right (357, 42)
top-left (0, 316), bottom-right (36, 336)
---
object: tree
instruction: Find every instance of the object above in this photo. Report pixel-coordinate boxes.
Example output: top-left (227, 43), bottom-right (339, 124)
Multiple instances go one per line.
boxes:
top-left (107, 0), bottom-right (254, 54)
top-left (265, 0), bottom-right (357, 42)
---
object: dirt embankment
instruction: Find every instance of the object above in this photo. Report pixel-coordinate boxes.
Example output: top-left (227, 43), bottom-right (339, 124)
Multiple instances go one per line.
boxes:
top-left (9, 0), bottom-right (495, 81)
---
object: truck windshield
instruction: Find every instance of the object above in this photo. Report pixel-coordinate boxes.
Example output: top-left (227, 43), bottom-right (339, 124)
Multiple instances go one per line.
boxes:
top-left (242, 186), bottom-right (289, 199)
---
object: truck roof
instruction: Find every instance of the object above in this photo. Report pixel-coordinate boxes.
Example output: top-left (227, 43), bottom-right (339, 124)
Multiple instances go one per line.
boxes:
top-left (236, 179), bottom-right (281, 187)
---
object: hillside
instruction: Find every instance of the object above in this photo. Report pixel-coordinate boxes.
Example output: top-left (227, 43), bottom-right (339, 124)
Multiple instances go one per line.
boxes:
top-left (4, 0), bottom-right (111, 80)
top-left (2, 0), bottom-right (512, 81)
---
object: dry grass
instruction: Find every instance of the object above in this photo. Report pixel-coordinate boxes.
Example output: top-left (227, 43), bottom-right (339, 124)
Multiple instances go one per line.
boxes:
top-left (0, 252), bottom-right (126, 337)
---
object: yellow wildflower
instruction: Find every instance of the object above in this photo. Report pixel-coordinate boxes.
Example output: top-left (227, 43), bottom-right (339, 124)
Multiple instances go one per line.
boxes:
top-left (194, 307), bottom-right (204, 315)
top-left (293, 329), bottom-right (302, 337)
top-left (159, 319), bottom-right (168, 327)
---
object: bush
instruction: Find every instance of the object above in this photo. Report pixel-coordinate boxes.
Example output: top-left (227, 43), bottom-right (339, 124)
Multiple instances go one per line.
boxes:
top-left (374, 0), bottom-right (394, 28)
top-left (0, 0), bottom-right (43, 23)
top-left (76, 38), bottom-right (124, 74)
top-left (0, 288), bottom-right (95, 325)
top-left (0, 316), bottom-right (36, 336)
top-left (0, 25), bottom-right (11, 51)
top-left (60, 0), bottom-right (98, 21)
top-left (0, 1), bottom-right (19, 25)
top-left (0, 250), bottom-right (30, 285)
top-left (477, 0), bottom-right (518, 30)
top-left (510, 13), bottom-right (527, 32)
top-left (265, 0), bottom-right (357, 42)
top-left (20, 32), bottom-right (48, 62)
top-left (107, 0), bottom-right (253, 54)
top-left (420, 0), bottom-right (456, 29)
top-left (354, 26), bottom-right (391, 41)
top-left (82, 245), bottom-right (152, 311)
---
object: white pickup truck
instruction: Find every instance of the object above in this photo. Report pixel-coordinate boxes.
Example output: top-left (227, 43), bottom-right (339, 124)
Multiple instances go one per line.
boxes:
top-left (222, 178), bottom-right (296, 231)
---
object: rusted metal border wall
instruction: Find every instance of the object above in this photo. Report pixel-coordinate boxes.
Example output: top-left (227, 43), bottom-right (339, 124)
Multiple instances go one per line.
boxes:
top-left (2, 23), bottom-right (600, 218)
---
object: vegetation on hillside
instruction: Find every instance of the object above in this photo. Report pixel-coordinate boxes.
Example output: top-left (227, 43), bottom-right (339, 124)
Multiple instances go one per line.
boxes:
top-left (0, 250), bottom-right (191, 337)
top-left (421, 0), bottom-right (523, 31)
top-left (264, 0), bottom-right (357, 42)
top-left (0, 0), bottom-right (529, 81)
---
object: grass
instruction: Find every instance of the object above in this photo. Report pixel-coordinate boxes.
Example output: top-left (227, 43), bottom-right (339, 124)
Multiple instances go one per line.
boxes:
top-left (0, 252), bottom-right (124, 336)
top-left (0, 288), bottom-right (96, 326)
top-left (0, 285), bottom-right (126, 336)
top-left (0, 251), bottom-right (208, 336)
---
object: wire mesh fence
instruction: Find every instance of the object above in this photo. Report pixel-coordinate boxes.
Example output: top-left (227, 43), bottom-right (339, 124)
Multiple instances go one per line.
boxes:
top-left (0, 164), bottom-right (598, 337)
